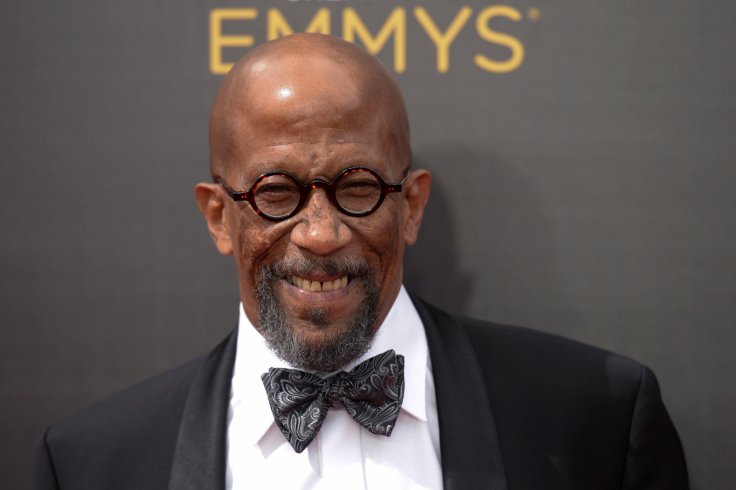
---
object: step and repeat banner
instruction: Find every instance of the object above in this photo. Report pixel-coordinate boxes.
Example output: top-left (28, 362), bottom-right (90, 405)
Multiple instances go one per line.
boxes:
top-left (2, 0), bottom-right (734, 487)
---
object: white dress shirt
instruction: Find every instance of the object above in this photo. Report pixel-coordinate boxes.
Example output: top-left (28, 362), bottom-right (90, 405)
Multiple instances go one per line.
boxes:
top-left (226, 286), bottom-right (442, 489)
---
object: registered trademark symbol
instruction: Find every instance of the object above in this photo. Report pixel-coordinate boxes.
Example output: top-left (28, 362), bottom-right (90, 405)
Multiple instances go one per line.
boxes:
top-left (527, 7), bottom-right (541, 21)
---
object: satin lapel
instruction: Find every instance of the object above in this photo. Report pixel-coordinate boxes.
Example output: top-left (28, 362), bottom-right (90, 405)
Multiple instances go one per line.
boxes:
top-left (413, 297), bottom-right (508, 490)
top-left (168, 330), bottom-right (238, 490)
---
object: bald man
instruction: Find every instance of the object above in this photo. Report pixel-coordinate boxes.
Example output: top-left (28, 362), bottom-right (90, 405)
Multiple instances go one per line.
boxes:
top-left (33, 34), bottom-right (688, 490)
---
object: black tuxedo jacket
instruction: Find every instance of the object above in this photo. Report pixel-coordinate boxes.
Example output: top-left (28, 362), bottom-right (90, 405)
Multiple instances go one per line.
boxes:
top-left (33, 298), bottom-right (688, 489)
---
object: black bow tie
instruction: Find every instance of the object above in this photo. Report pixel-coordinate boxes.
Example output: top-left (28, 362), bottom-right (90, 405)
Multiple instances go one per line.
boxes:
top-left (261, 350), bottom-right (405, 453)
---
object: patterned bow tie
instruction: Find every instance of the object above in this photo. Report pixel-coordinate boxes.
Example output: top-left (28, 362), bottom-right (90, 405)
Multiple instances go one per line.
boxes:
top-left (261, 349), bottom-right (405, 453)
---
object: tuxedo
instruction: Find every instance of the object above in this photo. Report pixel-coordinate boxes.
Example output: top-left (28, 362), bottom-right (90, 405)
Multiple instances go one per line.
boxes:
top-left (33, 297), bottom-right (688, 489)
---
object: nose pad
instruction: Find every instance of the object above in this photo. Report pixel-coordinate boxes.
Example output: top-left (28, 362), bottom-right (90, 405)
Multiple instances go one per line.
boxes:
top-left (290, 188), bottom-right (352, 256)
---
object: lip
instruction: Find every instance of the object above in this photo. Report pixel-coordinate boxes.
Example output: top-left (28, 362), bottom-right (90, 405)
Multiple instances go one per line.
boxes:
top-left (279, 276), bottom-right (358, 305)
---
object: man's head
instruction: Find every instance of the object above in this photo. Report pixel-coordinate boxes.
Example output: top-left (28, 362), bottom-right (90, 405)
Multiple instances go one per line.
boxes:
top-left (195, 34), bottom-right (431, 372)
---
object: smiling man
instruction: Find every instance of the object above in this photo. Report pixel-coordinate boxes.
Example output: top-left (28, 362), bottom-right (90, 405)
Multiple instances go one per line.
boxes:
top-left (197, 34), bottom-right (427, 376)
top-left (33, 34), bottom-right (688, 490)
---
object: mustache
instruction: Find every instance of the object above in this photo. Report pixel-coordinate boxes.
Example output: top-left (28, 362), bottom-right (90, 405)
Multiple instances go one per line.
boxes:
top-left (265, 255), bottom-right (371, 279)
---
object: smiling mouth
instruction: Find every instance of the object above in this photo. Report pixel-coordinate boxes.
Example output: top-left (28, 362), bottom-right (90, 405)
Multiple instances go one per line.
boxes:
top-left (287, 275), bottom-right (349, 292)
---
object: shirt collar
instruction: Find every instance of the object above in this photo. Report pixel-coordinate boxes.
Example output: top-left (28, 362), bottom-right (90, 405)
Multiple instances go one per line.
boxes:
top-left (230, 285), bottom-right (429, 448)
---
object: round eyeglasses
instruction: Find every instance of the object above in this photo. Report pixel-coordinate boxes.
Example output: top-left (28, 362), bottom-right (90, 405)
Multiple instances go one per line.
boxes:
top-left (215, 166), bottom-right (410, 222)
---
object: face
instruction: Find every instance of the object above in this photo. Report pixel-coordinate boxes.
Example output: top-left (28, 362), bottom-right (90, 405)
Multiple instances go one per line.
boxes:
top-left (197, 51), bottom-right (430, 372)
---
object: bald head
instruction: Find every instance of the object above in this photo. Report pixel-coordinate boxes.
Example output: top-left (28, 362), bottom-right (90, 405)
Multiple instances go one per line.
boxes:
top-left (209, 34), bottom-right (411, 178)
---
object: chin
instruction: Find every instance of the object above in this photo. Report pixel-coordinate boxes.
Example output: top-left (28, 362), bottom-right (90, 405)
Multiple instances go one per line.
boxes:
top-left (254, 255), bottom-right (381, 371)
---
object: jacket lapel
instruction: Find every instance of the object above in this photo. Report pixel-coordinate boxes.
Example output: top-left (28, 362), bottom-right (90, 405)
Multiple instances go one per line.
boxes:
top-left (413, 297), bottom-right (508, 490)
top-left (168, 330), bottom-right (238, 490)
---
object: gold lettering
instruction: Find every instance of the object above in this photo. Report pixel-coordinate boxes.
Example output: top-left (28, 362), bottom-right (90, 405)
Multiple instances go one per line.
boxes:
top-left (414, 7), bottom-right (472, 74)
top-left (267, 8), bottom-right (330, 40)
top-left (343, 7), bottom-right (406, 73)
top-left (209, 8), bottom-right (258, 75)
top-left (474, 6), bottom-right (525, 73)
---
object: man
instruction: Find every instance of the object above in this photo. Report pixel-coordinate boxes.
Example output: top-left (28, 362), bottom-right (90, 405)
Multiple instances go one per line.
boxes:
top-left (33, 33), bottom-right (688, 489)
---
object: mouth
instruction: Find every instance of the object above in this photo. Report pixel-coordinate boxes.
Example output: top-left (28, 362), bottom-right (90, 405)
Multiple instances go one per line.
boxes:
top-left (286, 275), bottom-right (350, 292)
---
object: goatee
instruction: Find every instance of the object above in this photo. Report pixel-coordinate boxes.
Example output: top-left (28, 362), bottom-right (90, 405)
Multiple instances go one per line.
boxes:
top-left (255, 256), bottom-right (379, 372)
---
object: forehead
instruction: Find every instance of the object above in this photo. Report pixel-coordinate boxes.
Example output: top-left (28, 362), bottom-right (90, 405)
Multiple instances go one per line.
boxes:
top-left (244, 55), bottom-right (367, 125)
top-left (237, 136), bottom-right (391, 181)
top-left (220, 55), bottom-right (403, 179)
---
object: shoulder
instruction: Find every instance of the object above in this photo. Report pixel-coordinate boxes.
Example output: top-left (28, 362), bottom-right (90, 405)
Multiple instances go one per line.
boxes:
top-left (415, 297), bottom-right (648, 408)
top-left (36, 355), bottom-right (205, 489)
top-left (413, 297), bottom-right (689, 488)
top-left (48, 356), bottom-right (203, 446)
top-left (459, 315), bottom-right (647, 392)
top-left (447, 311), bottom-right (658, 452)
top-left (459, 317), bottom-right (687, 488)
top-left (34, 331), bottom-right (237, 489)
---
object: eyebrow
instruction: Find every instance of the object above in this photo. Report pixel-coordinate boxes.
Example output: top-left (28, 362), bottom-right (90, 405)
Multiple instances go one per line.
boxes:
top-left (242, 161), bottom-right (383, 182)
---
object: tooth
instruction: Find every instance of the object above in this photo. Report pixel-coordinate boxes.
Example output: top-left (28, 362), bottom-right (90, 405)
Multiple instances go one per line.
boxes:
top-left (341, 276), bottom-right (348, 288)
top-left (322, 280), bottom-right (333, 291)
top-left (302, 279), bottom-right (311, 290)
top-left (296, 277), bottom-right (304, 289)
top-left (310, 281), bottom-right (321, 292)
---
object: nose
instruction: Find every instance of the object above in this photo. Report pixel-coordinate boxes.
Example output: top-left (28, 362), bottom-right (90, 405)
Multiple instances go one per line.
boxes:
top-left (290, 187), bottom-right (352, 256)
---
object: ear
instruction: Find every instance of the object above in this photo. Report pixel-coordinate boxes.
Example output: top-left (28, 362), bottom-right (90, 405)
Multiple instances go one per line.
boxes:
top-left (195, 182), bottom-right (234, 256)
top-left (402, 169), bottom-right (432, 245)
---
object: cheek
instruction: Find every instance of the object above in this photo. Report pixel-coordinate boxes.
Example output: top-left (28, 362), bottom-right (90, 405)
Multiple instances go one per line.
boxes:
top-left (384, 226), bottom-right (403, 273)
top-left (234, 215), bottom-right (288, 283)
top-left (362, 216), bottom-right (403, 277)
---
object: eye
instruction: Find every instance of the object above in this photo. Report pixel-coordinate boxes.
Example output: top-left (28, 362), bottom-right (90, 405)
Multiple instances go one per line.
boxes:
top-left (335, 172), bottom-right (382, 212)
top-left (257, 183), bottom-right (299, 200)
top-left (339, 179), bottom-right (381, 196)
top-left (253, 176), bottom-right (301, 215)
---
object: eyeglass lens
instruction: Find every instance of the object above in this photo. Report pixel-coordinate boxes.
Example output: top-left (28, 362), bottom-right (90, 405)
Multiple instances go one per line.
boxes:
top-left (253, 168), bottom-right (383, 218)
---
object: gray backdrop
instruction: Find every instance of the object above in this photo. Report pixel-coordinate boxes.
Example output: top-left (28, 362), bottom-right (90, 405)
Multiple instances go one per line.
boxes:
top-left (2, 0), bottom-right (734, 488)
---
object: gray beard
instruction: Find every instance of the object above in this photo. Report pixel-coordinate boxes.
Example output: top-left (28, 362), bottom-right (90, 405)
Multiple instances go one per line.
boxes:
top-left (255, 256), bottom-right (379, 372)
